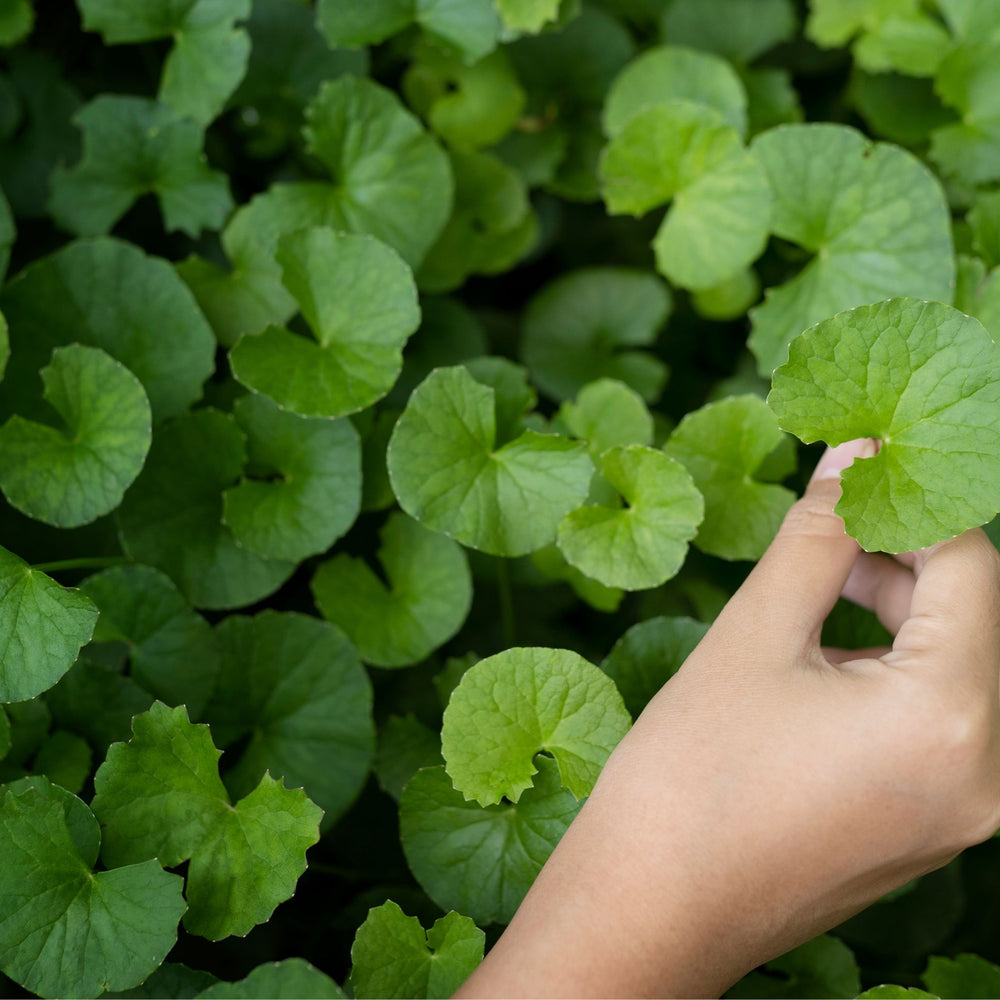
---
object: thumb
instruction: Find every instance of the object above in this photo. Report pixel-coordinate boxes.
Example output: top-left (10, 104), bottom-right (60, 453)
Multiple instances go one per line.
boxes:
top-left (725, 438), bottom-right (878, 649)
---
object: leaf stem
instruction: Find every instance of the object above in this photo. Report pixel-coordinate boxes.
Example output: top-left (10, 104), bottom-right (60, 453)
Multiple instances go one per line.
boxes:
top-left (496, 557), bottom-right (516, 648)
top-left (32, 556), bottom-right (129, 573)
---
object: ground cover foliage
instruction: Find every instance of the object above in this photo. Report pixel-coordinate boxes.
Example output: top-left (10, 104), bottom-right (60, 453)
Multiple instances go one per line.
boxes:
top-left (2, 0), bottom-right (1000, 996)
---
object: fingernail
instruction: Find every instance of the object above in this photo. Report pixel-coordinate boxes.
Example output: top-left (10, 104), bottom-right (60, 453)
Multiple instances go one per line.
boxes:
top-left (811, 438), bottom-right (879, 482)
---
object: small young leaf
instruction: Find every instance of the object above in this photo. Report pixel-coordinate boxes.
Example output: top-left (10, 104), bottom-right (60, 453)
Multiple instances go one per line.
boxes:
top-left (92, 702), bottom-right (322, 940)
top-left (556, 378), bottom-right (654, 459)
top-left (601, 616), bottom-right (709, 718)
top-left (223, 393), bottom-right (362, 561)
top-left (350, 900), bottom-right (484, 1000)
top-left (196, 959), bottom-right (345, 999)
top-left (521, 267), bottom-right (671, 402)
top-left (388, 366), bottom-right (594, 556)
top-left (203, 611), bottom-right (374, 830)
top-left (116, 408), bottom-right (295, 609)
top-left (311, 511), bottom-right (472, 668)
top-left (441, 646), bottom-right (631, 806)
top-left (0, 345), bottom-right (151, 528)
top-left (496, 0), bottom-right (561, 34)
top-left (748, 124), bottom-right (954, 375)
top-left (81, 565), bottom-right (220, 717)
top-left (0, 545), bottom-right (97, 702)
top-left (923, 953), bottom-right (1000, 998)
top-left (49, 95), bottom-right (232, 237)
top-left (663, 395), bottom-right (795, 561)
top-left (399, 758), bottom-right (581, 925)
top-left (230, 227), bottom-right (420, 418)
top-left (768, 298), bottom-right (1000, 553)
top-left (0, 778), bottom-right (186, 1000)
top-left (0, 237), bottom-right (215, 421)
top-left (557, 445), bottom-right (704, 590)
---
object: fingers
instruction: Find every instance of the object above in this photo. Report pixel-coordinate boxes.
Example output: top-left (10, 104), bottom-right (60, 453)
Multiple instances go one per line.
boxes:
top-left (724, 439), bottom-right (877, 649)
top-left (841, 552), bottom-right (915, 635)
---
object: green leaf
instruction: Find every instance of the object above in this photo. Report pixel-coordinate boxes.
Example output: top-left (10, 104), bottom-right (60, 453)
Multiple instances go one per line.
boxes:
top-left (521, 267), bottom-right (671, 402)
top-left (604, 45), bottom-right (748, 137)
top-left (196, 959), bottom-right (345, 999)
top-left (388, 366), bottom-right (594, 556)
top-left (49, 96), bottom-right (232, 237)
top-left (230, 227), bottom-right (420, 418)
top-left (768, 298), bottom-right (1000, 553)
top-left (317, 0), bottom-right (501, 64)
top-left (556, 378), bottom-right (654, 459)
top-left (92, 701), bottom-right (322, 940)
top-left (923, 954), bottom-right (1000, 998)
top-left (601, 100), bottom-right (772, 291)
top-left (441, 646), bottom-right (631, 806)
top-left (311, 511), bottom-right (472, 668)
top-left (0, 237), bottom-right (216, 421)
top-left (417, 149), bottom-right (537, 293)
top-left (806, 0), bottom-right (919, 47)
top-left (0, 777), bottom-right (186, 1000)
top-left (691, 266), bottom-right (761, 321)
top-left (857, 988), bottom-right (938, 999)
top-left (969, 190), bottom-right (1000, 267)
top-left (601, 615), bottom-right (709, 718)
top-left (203, 611), bottom-right (374, 830)
top-left (116, 408), bottom-right (295, 609)
top-left (531, 544), bottom-right (625, 613)
top-left (267, 76), bottom-right (454, 269)
top-left (0, 706), bottom-right (9, 759)
top-left (399, 758), bottom-right (581, 925)
top-left (853, 13), bottom-right (952, 76)
top-left (659, 0), bottom-right (797, 63)
top-left (80, 565), bottom-right (220, 717)
top-left (0, 188), bottom-right (14, 282)
top-left (748, 124), bottom-right (954, 375)
top-left (0, 0), bottom-right (33, 46)
top-left (32, 730), bottom-right (91, 794)
top-left (350, 900), bottom-right (484, 1000)
top-left (374, 715), bottom-right (442, 801)
top-left (556, 445), bottom-right (703, 590)
top-left (0, 546), bottom-right (98, 702)
top-left (463, 355), bottom-right (537, 444)
top-left (222, 393), bottom-right (361, 561)
top-left (663, 395), bottom-right (795, 561)
top-left (496, 0), bottom-right (561, 34)
top-left (955, 255), bottom-right (1000, 340)
top-left (107, 962), bottom-right (219, 998)
top-left (0, 345), bottom-right (151, 528)
top-left (729, 934), bottom-right (860, 999)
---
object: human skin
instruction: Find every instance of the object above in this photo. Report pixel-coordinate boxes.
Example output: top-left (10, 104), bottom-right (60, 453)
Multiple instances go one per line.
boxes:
top-left (454, 439), bottom-right (1000, 998)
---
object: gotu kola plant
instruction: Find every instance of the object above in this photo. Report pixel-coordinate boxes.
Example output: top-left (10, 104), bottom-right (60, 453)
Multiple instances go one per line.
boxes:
top-left (0, 0), bottom-right (1000, 997)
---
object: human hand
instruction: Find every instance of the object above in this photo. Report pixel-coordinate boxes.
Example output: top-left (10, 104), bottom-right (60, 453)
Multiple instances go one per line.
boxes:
top-left (455, 439), bottom-right (1000, 999)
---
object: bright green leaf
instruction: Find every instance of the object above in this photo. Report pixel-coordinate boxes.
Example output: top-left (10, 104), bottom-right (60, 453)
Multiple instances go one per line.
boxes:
top-left (463, 355), bottom-right (537, 444)
top-left (311, 511), bottom-right (472, 668)
top-left (601, 615), bottom-right (709, 718)
top-left (601, 100), bottom-right (771, 290)
top-left (81, 565), bottom-right (220, 717)
top-left (660, 0), bottom-right (796, 63)
top-left (0, 345), bottom-right (151, 528)
top-left (196, 959), bottom-right (345, 999)
top-left (230, 227), bottom-right (420, 418)
top-left (557, 378), bottom-right (654, 460)
top-left (0, 546), bottom-right (97, 702)
top-left (496, 0), bottom-right (561, 34)
top-left (203, 611), bottom-right (374, 830)
top-left (223, 393), bottom-right (361, 561)
top-left (691, 266), bottom-right (761, 321)
top-left (350, 900), bottom-right (484, 1000)
top-left (441, 646), bottom-right (631, 806)
top-left (556, 445), bottom-right (703, 590)
top-left (521, 267), bottom-right (670, 402)
top-left (806, 0), bottom-right (920, 47)
top-left (116, 408), bottom-right (295, 609)
top-left (748, 124), bottom-right (954, 375)
top-left (0, 778), bottom-right (186, 1000)
top-left (768, 298), bottom-right (1000, 553)
top-left (92, 701), bottom-right (322, 940)
top-left (923, 953), bottom-right (1000, 998)
top-left (664, 395), bottom-right (795, 561)
top-left (400, 757), bottom-right (581, 925)
top-left (49, 96), bottom-right (232, 237)
top-left (604, 45), bottom-right (748, 137)
top-left (388, 366), bottom-right (594, 556)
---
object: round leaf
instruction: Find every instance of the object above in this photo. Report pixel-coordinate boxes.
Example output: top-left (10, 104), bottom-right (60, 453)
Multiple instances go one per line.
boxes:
top-left (196, 959), bottom-right (345, 999)
top-left (116, 408), bottom-right (295, 609)
top-left (230, 227), bottom-right (420, 418)
top-left (768, 298), bottom-right (1000, 553)
top-left (311, 511), bottom-right (472, 668)
top-left (0, 345), bottom-right (151, 528)
top-left (400, 759), bottom-right (581, 926)
top-left (557, 378), bottom-right (654, 459)
top-left (441, 646), bottom-right (631, 806)
top-left (223, 394), bottom-right (361, 561)
top-left (388, 366), bottom-right (594, 556)
top-left (748, 124), bottom-right (955, 375)
top-left (557, 445), bottom-right (704, 590)
top-left (659, 0), bottom-right (797, 63)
